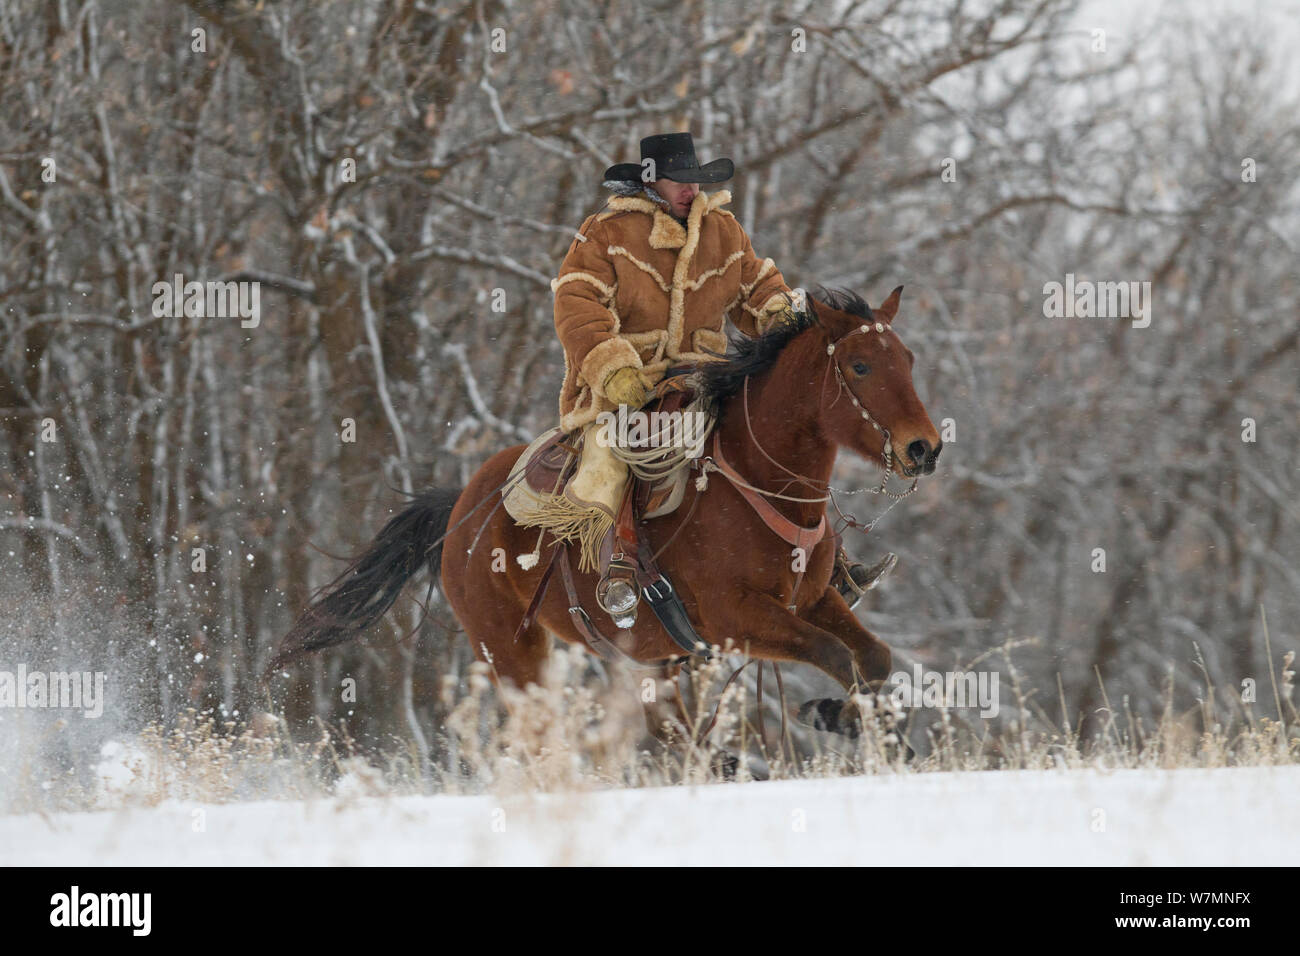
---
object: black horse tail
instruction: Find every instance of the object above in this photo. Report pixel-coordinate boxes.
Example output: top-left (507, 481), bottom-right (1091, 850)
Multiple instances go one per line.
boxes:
top-left (263, 487), bottom-right (463, 681)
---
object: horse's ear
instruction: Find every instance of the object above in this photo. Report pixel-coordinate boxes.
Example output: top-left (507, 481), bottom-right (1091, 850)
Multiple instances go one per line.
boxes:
top-left (875, 285), bottom-right (904, 324)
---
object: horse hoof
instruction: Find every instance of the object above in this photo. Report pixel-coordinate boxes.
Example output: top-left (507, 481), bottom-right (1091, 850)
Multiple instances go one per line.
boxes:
top-left (798, 698), bottom-right (918, 759)
top-left (797, 698), bottom-right (862, 738)
top-left (710, 750), bottom-right (741, 779)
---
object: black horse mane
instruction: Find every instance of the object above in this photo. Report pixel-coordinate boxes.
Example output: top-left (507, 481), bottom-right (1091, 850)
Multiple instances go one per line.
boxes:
top-left (813, 287), bottom-right (874, 321)
top-left (695, 286), bottom-right (873, 405)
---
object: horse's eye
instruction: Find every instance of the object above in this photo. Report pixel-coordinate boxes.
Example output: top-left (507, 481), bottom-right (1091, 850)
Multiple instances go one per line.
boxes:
top-left (852, 362), bottom-right (870, 376)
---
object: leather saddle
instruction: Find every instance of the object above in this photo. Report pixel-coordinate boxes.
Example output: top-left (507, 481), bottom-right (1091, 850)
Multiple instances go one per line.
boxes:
top-left (509, 370), bottom-right (715, 662)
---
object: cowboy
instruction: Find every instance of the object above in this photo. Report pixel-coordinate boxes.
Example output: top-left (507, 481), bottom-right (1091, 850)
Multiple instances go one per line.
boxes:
top-left (551, 133), bottom-right (895, 624)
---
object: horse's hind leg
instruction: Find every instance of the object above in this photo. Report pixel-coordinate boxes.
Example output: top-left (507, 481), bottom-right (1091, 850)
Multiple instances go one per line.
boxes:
top-left (439, 453), bottom-right (560, 691)
top-left (637, 662), bottom-right (746, 780)
top-left (450, 579), bottom-right (551, 690)
top-left (440, 542), bottom-right (551, 691)
top-left (639, 662), bottom-right (689, 750)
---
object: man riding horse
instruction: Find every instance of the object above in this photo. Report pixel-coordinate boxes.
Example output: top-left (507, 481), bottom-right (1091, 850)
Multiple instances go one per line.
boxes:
top-left (551, 133), bottom-right (896, 625)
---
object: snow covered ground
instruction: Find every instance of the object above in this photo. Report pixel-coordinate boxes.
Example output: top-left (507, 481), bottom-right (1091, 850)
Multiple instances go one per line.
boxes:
top-left (3, 766), bottom-right (1295, 865)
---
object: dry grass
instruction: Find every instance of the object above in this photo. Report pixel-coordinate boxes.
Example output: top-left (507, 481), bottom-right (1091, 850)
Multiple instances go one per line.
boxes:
top-left (3, 640), bottom-right (1296, 815)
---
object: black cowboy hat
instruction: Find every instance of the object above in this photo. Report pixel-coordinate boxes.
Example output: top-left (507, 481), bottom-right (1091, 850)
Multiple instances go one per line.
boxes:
top-left (603, 132), bottom-right (734, 185)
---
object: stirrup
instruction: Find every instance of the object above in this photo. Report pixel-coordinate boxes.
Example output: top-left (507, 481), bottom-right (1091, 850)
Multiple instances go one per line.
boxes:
top-left (833, 551), bottom-right (898, 610)
top-left (596, 555), bottom-right (640, 629)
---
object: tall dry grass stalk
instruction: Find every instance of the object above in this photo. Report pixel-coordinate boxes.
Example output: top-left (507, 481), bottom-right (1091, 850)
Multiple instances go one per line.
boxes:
top-left (4, 642), bottom-right (1296, 814)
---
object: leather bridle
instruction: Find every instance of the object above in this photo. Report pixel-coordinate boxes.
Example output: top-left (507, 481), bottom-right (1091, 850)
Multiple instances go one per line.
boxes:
top-left (822, 318), bottom-right (921, 500)
top-left (693, 315), bottom-right (923, 605)
top-left (712, 317), bottom-right (920, 506)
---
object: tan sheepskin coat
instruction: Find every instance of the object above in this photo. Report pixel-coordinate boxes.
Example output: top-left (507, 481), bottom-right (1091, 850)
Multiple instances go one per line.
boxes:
top-left (552, 188), bottom-right (791, 432)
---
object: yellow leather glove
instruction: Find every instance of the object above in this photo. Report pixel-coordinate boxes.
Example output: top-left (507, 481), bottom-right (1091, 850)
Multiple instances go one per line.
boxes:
top-left (603, 366), bottom-right (648, 408)
top-left (757, 293), bottom-right (797, 335)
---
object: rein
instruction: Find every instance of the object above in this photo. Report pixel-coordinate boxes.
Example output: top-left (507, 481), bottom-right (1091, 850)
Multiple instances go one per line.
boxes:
top-left (705, 431), bottom-right (828, 554)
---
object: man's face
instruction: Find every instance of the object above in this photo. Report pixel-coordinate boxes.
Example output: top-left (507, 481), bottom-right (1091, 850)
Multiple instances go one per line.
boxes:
top-left (650, 178), bottom-right (700, 218)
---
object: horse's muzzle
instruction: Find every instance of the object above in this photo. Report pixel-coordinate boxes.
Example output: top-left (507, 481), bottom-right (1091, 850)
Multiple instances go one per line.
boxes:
top-left (902, 438), bottom-right (942, 476)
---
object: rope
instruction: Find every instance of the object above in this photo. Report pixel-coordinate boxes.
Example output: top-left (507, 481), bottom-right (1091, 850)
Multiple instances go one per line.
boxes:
top-left (606, 395), bottom-right (717, 482)
top-left (694, 458), bottom-right (830, 504)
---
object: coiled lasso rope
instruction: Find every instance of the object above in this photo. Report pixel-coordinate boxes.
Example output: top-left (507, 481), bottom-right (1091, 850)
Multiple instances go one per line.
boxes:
top-left (606, 395), bottom-right (717, 483)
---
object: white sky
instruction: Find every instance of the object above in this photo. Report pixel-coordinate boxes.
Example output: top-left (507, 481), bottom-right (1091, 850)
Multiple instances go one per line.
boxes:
top-left (1079, 0), bottom-right (1300, 85)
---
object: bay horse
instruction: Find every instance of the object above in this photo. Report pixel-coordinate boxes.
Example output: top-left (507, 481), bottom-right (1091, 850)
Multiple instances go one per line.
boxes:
top-left (267, 287), bottom-right (941, 739)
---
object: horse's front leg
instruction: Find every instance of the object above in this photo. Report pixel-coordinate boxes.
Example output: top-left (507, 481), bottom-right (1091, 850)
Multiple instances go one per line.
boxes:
top-left (800, 587), bottom-right (893, 689)
top-left (795, 587), bottom-right (902, 739)
top-left (707, 591), bottom-right (860, 691)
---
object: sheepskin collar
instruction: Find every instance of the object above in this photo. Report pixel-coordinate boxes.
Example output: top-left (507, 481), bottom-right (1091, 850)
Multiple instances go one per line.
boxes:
top-left (602, 179), bottom-right (673, 207)
top-left (603, 189), bottom-right (733, 250)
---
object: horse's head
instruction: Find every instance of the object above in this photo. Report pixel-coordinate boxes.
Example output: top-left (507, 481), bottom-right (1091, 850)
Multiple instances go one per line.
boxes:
top-left (809, 286), bottom-right (942, 478)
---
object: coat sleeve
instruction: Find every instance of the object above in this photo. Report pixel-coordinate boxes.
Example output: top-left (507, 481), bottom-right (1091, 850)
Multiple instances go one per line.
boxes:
top-left (552, 216), bottom-right (642, 400)
top-left (730, 221), bottom-right (794, 338)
